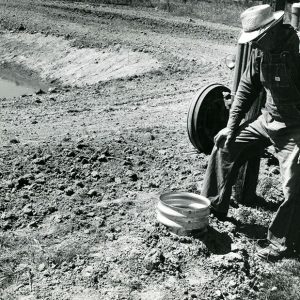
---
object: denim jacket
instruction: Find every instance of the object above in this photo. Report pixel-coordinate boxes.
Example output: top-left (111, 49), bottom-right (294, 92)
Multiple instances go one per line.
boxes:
top-left (227, 24), bottom-right (300, 133)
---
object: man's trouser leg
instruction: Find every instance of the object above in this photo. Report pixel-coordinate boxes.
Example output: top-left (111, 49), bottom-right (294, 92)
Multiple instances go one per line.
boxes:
top-left (267, 126), bottom-right (300, 252)
top-left (201, 115), bottom-right (271, 215)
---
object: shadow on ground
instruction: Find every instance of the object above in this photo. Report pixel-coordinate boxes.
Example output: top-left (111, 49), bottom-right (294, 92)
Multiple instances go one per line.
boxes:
top-left (193, 226), bottom-right (232, 255)
top-left (244, 195), bottom-right (283, 212)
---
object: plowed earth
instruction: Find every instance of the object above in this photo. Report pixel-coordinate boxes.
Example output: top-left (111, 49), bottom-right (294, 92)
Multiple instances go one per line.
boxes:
top-left (0, 1), bottom-right (298, 300)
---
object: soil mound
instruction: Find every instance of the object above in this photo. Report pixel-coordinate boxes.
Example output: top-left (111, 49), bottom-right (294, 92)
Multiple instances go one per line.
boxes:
top-left (0, 32), bottom-right (160, 86)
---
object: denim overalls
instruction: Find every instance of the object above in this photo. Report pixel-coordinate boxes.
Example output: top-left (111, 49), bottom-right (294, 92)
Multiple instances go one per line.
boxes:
top-left (201, 45), bottom-right (300, 252)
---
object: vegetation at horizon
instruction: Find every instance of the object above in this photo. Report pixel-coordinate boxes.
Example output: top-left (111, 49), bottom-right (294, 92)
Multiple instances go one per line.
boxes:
top-left (54, 0), bottom-right (267, 27)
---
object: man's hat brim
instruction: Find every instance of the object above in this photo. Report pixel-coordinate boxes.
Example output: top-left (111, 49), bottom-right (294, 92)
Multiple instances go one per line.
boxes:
top-left (238, 10), bottom-right (284, 44)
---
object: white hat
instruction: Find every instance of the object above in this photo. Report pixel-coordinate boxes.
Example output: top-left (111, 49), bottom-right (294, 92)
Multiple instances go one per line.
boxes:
top-left (238, 4), bottom-right (284, 44)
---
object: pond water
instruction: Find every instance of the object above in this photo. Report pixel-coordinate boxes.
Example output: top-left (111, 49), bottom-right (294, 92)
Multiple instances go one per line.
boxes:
top-left (0, 77), bottom-right (38, 98)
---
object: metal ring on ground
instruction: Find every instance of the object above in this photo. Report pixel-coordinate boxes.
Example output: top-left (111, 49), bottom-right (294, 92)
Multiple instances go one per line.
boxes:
top-left (156, 211), bottom-right (209, 231)
top-left (159, 191), bottom-right (210, 218)
top-left (157, 192), bottom-right (211, 235)
top-left (157, 201), bottom-right (210, 219)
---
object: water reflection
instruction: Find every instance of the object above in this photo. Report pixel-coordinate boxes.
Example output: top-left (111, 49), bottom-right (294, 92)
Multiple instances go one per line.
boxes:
top-left (0, 77), bottom-right (37, 98)
top-left (0, 62), bottom-right (48, 98)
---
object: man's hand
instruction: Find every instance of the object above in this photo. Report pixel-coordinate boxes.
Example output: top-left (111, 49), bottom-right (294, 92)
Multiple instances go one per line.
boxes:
top-left (214, 127), bottom-right (234, 148)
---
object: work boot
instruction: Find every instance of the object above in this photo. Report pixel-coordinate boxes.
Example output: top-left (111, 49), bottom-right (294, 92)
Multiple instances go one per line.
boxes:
top-left (256, 243), bottom-right (290, 262)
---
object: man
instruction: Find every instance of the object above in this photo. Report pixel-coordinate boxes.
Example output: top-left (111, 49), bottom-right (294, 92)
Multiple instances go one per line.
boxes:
top-left (201, 4), bottom-right (300, 261)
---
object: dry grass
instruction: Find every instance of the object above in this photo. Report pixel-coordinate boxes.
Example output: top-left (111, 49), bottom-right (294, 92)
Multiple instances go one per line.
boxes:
top-left (55, 0), bottom-right (262, 27)
top-left (155, 0), bottom-right (250, 26)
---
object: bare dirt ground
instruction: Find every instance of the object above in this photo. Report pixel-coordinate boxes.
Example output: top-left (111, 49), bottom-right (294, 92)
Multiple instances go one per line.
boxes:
top-left (0, 1), bottom-right (300, 300)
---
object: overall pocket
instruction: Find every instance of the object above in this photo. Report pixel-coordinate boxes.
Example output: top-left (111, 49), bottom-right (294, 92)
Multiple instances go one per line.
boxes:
top-left (261, 62), bottom-right (290, 88)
